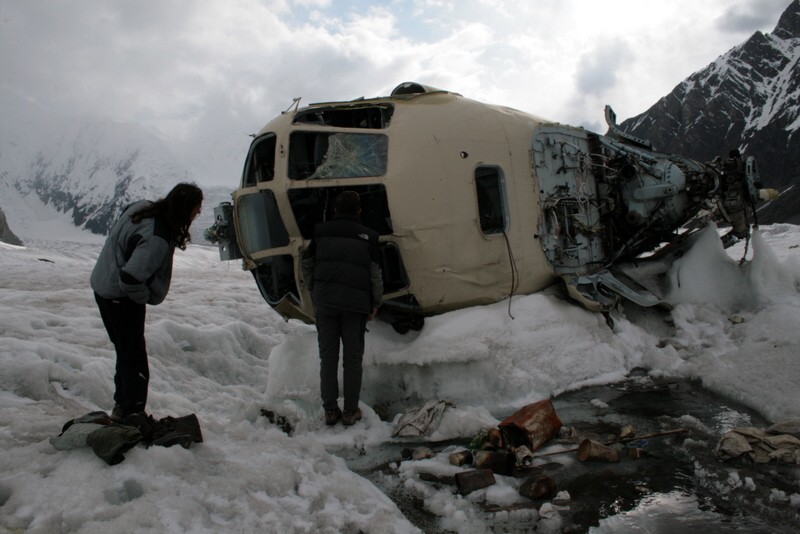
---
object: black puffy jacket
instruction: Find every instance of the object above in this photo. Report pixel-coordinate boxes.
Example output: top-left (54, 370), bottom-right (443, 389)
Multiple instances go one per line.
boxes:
top-left (301, 214), bottom-right (382, 314)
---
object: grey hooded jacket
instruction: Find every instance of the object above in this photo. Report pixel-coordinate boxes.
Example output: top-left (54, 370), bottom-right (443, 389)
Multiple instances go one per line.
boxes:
top-left (90, 200), bottom-right (175, 305)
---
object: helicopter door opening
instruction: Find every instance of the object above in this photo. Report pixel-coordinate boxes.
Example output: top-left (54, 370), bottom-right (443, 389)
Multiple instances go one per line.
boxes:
top-left (288, 184), bottom-right (408, 293)
top-left (242, 133), bottom-right (276, 187)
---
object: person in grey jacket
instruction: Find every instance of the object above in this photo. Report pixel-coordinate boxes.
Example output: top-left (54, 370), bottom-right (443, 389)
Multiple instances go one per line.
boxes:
top-left (91, 183), bottom-right (203, 422)
top-left (300, 191), bottom-right (383, 426)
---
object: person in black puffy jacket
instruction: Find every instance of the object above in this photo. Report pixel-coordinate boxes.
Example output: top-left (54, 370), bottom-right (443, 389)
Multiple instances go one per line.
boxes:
top-left (91, 183), bottom-right (203, 422)
top-left (301, 191), bottom-right (382, 426)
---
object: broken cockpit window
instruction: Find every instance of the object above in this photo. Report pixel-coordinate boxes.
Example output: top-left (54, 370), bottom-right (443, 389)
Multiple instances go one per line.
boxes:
top-left (236, 190), bottom-right (289, 256)
top-left (242, 133), bottom-right (276, 187)
top-left (288, 132), bottom-right (388, 180)
top-left (252, 255), bottom-right (297, 307)
top-left (293, 105), bottom-right (393, 129)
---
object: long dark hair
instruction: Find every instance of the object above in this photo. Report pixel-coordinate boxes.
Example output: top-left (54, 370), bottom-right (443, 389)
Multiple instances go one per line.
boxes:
top-left (131, 183), bottom-right (203, 250)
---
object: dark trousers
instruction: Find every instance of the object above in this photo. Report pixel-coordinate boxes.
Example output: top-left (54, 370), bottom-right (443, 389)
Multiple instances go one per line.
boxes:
top-left (315, 304), bottom-right (367, 412)
top-left (95, 293), bottom-right (149, 414)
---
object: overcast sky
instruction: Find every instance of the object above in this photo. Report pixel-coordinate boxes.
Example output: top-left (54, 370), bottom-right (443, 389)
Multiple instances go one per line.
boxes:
top-left (0, 0), bottom-right (791, 186)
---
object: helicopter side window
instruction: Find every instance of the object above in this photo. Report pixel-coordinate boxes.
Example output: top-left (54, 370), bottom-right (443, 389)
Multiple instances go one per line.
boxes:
top-left (475, 165), bottom-right (509, 235)
top-left (288, 132), bottom-right (387, 180)
top-left (236, 190), bottom-right (289, 255)
top-left (242, 134), bottom-right (276, 187)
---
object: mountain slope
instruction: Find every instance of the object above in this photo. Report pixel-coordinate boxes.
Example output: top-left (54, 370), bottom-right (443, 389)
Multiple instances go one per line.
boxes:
top-left (0, 90), bottom-right (191, 236)
top-left (619, 0), bottom-right (800, 194)
top-left (25, 117), bottom-right (188, 234)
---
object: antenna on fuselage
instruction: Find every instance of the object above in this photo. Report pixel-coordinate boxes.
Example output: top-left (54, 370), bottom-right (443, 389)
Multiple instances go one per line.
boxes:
top-left (283, 97), bottom-right (301, 114)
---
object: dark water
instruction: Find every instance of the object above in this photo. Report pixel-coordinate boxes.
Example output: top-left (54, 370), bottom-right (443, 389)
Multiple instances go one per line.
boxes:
top-left (339, 371), bottom-right (800, 533)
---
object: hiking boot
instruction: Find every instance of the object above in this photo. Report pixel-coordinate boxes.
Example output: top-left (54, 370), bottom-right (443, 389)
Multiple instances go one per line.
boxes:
top-left (110, 404), bottom-right (124, 423)
top-left (342, 408), bottom-right (362, 426)
top-left (151, 432), bottom-right (194, 449)
top-left (123, 411), bottom-right (157, 442)
top-left (325, 407), bottom-right (342, 426)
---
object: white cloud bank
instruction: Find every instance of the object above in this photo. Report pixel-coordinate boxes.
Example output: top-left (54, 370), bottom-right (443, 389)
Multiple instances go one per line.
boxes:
top-left (0, 1), bottom-right (788, 185)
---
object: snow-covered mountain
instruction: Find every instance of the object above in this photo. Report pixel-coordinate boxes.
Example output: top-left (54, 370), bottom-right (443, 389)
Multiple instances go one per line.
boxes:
top-left (619, 0), bottom-right (800, 195)
top-left (0, 90), bottom-right (190, 238)
top-left (27, 118), bottom-right (190, 235)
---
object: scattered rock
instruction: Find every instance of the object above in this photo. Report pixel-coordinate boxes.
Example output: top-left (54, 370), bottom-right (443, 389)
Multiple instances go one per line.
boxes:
top-left (0, 207), bottom-right (23, 246)
top-left (519, 475), bottom-right (558, 500)
top-left (455, 469), bottom-right (495, 495)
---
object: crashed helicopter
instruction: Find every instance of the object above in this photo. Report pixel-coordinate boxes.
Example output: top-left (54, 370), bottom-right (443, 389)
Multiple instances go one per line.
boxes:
top-left (206, 82), bottom-right (769, 332)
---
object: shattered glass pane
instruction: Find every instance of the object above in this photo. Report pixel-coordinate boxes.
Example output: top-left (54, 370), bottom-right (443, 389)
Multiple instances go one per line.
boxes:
top-left (309, 134), bottom-right (387, 179)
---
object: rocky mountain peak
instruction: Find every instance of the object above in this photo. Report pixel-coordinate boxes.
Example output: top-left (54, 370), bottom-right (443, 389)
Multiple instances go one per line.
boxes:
top-left (773, 0), bottom-right (800, 40)
top-left (619, 0), bottom-right (800, 208)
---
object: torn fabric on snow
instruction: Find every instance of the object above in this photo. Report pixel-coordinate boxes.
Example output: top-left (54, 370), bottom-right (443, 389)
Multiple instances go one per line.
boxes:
top-left (392, 400), bottom-right (454, 438)
top-left (716, 422), bottom-right (800, 464)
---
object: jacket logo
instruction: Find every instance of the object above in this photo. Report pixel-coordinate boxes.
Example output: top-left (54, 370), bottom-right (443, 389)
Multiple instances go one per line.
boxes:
top-left (358, 233), bottom-right (369, 240)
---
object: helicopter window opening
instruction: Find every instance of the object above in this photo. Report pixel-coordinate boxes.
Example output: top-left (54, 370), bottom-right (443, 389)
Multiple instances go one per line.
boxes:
top-left (288, 184), bottom-right (393, 238)
top-left (288, 132), bottom-right (388, 180)
top-left (379, 242), bottom-right (409, 293)
top-left (252, 255), bottom-right (298, 306)
top-left (293, 105), bottom-right (394, 129)
top-left (236, 190), bottom-right (289, 255)
top-left (243, 134), bottom-right (276, 186)
top-left (475, 165), bottom-right (509, 235)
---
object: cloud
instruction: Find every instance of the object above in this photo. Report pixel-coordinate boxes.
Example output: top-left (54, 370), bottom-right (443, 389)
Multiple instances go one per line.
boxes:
top-left (575, 38), bottom-right (633, 94)
top-left (714, 0), bottom-right (790, 33)
top-left (0, 0), bottom-right (792, 186)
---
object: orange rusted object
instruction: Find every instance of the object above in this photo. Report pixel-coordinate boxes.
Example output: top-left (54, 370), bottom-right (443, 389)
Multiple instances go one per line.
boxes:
top-left (498, 399), bottom-right (562, 451)
top-left (577, 439), bottom-right (620, 462)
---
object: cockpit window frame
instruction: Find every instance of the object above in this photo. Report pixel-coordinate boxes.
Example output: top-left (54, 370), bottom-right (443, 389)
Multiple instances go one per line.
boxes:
top-left (242, 133), bottom-right (277, 187)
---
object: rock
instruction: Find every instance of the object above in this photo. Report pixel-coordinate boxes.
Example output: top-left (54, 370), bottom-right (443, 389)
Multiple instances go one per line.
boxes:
top-left (0, 207), bottom-right (23, 246)
top-left (519, 475), bottom-right (558, 501)
top-left (455, 469), bottom-right (495, 495)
